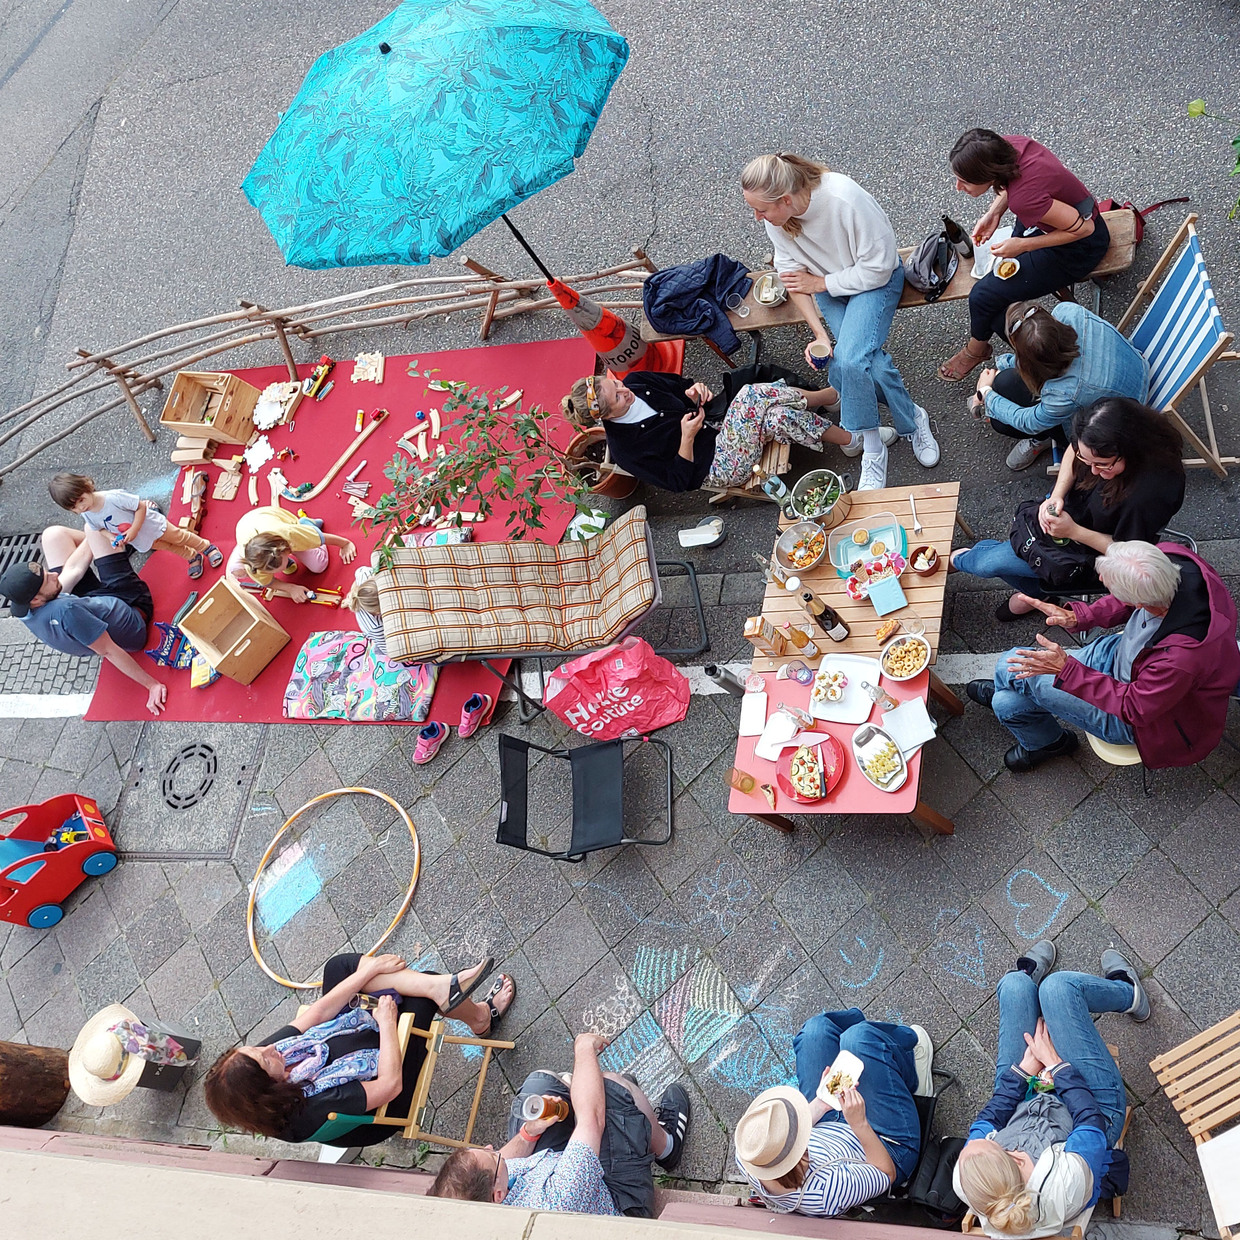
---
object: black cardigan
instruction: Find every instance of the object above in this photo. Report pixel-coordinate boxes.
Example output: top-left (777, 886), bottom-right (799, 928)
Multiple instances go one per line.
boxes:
top-left (602, 372), bottom-right (720, 492)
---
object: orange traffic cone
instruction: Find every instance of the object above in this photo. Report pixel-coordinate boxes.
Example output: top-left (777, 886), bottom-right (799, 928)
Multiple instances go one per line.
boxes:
top-left (546, 279), bottom-right (683, 377)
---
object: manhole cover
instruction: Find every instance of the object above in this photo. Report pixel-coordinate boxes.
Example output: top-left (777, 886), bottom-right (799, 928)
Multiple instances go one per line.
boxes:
top-left (162, 742), bottom-right (218, 809)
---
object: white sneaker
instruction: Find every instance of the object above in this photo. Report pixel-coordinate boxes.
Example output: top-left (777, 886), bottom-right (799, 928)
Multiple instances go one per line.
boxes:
top-left (904, 405), bottom-right (940, 468)
top-left (909, 1024), bottom-right (934, 1096)
top-left (857, 444), bottom-right (888, 490)
top-left (840, 426), bottom-right (898, 458)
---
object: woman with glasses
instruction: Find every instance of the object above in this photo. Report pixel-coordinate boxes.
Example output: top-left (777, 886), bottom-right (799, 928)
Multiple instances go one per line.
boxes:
top-left (951, 398), bottom-right (1185, 620)
top-left (972, 301), bottom-right (1149, 471)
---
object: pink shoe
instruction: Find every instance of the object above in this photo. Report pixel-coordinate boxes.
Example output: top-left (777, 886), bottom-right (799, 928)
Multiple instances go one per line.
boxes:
top-left (412, 722), bottom-right (449, 764)
top-left (458, 693), bottom-right (493, 739)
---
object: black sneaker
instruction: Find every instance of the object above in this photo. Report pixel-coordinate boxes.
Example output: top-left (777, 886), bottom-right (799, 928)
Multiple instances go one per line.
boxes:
top-left (655, 1082), bottom-right (691, 1171)
top-left (966, 679), bottom-right (995, 709)
top-left (1004, 731), bottom-right (1079, 773)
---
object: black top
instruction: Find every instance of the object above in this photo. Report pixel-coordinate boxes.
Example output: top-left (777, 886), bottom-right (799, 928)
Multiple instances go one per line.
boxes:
top-left (1064, 466), bottom-right (1185, 542)
top-left (259, 1023), bottom-right (372, 1145)
top-left (602, 372), bottom-right (719, 492)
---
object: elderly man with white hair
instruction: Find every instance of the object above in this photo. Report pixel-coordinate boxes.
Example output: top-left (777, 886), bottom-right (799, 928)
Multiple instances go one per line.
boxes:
top-left (968, 540), bottom-right (1240, 772)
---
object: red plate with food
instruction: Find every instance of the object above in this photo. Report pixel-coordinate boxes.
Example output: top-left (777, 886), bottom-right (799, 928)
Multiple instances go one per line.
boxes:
top-left (777, 736), bottom-right (846, 803)
top-left (845, 552), bottom-right (907, 601)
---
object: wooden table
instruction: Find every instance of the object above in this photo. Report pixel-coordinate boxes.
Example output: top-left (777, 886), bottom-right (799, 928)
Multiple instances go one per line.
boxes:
top-left (727, 482), bottom-right (967, 835)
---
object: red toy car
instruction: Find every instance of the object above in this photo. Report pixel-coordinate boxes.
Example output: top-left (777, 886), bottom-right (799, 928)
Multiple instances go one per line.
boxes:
top-left (0, 794), bottom-right (118, 928)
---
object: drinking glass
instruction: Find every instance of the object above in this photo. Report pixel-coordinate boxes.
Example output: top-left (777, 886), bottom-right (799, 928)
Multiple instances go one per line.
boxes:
top-left (725, 292), bottom-right (750, 318)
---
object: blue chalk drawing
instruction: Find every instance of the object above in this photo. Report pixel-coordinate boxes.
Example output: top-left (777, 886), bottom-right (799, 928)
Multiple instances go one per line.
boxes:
top-left (600, 1010), bottom-right (678, 1099)
top-left (630, 943), bottom-right (699, 1002)
top-left (930, 913), bottom-right (987, 987)
top-left (573, 880), bottom-right (683, 933)
top-left (255, 852), bottom-right (321, 932)
top-left (655, 958), bottom-right (744, 1063)
top-left (690, 859), bottom-right (754, 937)
top-left (836, 935), bottom-right (885, 990)
top-left (1005, 869), bottom-right (1070, 940)
top-left (706, 1021), bottom-right (795, 1095)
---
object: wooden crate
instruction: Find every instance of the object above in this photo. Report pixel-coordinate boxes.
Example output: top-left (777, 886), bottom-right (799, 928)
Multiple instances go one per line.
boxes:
top-left (178, 576), bottom-right (289, 685)
top-left (160, 370), bottom-right (261, 446)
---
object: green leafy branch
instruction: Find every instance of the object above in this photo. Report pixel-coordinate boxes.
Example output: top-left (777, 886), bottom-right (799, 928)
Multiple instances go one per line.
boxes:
top-left (1187, 99), bottom-right (1240, 218)
top-left (357, 372), bottom-right (595, 566)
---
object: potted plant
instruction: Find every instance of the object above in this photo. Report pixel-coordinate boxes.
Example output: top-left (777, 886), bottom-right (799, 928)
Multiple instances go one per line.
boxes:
top-left (565, 425), bottom-right (639, 499)
top-left (360, 370), bottom-right (613, 563)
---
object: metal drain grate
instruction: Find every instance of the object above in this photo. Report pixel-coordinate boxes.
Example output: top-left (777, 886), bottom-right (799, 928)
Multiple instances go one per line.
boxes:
top-left (0, 533), bottom-right (43, 616)
top-left (161, 742), bottom-right (218, 809)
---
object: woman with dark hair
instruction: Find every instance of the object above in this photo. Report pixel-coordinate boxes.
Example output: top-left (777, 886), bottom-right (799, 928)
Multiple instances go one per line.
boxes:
top-left (204, 953), bottom-right (514, 1147)
top-left (940, 129), bottom-right (1110, 382)
top-left (972, 301), bottom-right (1149, 470)
top-left (951, 398), bottom-right (1185, 619)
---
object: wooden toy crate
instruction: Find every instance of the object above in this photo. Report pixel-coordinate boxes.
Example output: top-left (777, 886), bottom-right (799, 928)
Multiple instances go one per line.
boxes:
top-left (160, 370), bottom-right (261, 446)
top-left (178, 576), bottom-right (289, 684)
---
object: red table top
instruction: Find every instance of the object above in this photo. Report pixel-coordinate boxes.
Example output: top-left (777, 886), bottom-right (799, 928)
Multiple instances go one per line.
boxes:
top-left (727, 669), bottom-right (929, 818)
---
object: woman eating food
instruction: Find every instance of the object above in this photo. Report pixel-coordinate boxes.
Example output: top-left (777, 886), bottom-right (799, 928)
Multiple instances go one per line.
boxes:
top-left (941, 129), bottom-right (1110, 383)
top-left (973, 301), bottom-right (1149, 471)
top-left (951, 398), bottom-right (1185, 618)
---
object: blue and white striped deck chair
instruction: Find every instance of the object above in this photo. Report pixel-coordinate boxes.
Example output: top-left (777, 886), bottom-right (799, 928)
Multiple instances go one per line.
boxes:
top-left (1117, 214), bottom-right (1238, 477)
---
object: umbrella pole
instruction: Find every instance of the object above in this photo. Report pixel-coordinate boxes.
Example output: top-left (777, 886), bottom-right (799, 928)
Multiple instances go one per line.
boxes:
top-left (501, 214), bottom-right (556, 281)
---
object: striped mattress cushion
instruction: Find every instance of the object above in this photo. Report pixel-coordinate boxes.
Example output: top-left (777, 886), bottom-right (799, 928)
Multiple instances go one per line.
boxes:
top-left (375, 506), bottom-right (657, 663)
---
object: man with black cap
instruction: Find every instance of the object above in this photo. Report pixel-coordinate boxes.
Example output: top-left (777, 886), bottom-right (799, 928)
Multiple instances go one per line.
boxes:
top-left (0, 524), bottom-right (166, 715)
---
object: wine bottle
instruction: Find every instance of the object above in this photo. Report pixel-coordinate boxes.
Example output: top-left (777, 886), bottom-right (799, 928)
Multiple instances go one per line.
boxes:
top-left (800, 590), bottom-right (850, 642)
top-left (942, 214), bottom-right (974, 259)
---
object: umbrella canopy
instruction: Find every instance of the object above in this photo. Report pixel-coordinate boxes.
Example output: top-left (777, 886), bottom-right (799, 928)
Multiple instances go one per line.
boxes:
top-left (242, 0), bottom-right (629, 270)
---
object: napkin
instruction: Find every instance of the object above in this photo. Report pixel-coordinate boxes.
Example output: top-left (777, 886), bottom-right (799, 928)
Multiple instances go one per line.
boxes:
top-left (868, 574), bottom-right (907, 617)
top-left (881, 697), bottom-right (937, 756)
top-left (739, 691), bottom-right (768, 737)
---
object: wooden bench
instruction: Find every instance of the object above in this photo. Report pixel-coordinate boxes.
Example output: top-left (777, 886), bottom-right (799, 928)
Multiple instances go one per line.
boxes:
top-left (704, 438), bottom-right (790, 504)
top-left (658, 1200), bottom-right (930, 1238)
top-left (641, 210), bottom-right (1138, 366)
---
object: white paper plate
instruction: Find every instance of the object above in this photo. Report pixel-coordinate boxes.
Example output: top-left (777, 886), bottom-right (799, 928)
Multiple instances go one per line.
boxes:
top-left (808, 655), bottom-right (883, 725)
top-left (816, 1049), bottom-right (866, 1109)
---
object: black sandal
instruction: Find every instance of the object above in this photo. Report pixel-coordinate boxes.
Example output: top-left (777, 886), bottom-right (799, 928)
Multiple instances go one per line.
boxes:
top-left (482, 974), bottom-right (516, 1031)
top-left (440, 957), bottom-right (494, 1014)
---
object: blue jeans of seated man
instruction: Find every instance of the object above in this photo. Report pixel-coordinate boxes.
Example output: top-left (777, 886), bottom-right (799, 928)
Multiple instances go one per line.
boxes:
top-left (992, 631), bottom-right (1135, 752)
top-left (953, 538), bottom-right (1050, 596)
top-left (814, 267), bottom-right (918, 436)
top-left (996, 969), bottom-right (1132, 1145)
top-left (793, 1008), bottom-right (921, 1184)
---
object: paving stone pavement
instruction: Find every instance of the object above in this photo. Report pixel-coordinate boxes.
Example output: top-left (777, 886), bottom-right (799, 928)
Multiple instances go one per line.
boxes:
top-left (1, 547), bottom-right (1238, 1231)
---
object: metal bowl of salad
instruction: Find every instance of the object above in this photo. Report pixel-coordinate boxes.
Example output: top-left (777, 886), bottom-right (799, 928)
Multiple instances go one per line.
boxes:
top-left (789, 469), bottom-right (852, 528)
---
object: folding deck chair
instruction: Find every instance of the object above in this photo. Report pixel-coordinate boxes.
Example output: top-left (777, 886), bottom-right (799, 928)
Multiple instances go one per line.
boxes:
top-left (1115, 213), bottom-right (1239, 477)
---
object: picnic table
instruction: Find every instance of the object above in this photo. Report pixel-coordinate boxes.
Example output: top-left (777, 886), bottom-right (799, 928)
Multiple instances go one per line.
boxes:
top-left (727, 482), bottom-right (967, 836)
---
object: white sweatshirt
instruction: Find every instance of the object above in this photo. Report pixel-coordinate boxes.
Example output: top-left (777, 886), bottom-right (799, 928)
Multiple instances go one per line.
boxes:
top-left (766, 172), bottom-right (899, 297)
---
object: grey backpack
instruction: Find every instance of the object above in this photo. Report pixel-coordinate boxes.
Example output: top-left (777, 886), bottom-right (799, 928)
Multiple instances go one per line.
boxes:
top-left (903, 230), bottom-right (958, 302)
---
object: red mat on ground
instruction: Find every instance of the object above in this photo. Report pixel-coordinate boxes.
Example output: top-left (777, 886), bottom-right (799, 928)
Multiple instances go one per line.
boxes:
top-left (86, 337), bottom-right (596, 725)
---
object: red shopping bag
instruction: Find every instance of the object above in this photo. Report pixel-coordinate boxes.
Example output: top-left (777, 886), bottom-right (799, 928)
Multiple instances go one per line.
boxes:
top-left (544, 637), bottom-right (691, 739)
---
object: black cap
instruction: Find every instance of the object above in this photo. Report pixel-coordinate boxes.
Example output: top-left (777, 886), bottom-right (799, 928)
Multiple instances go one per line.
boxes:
top-left (0, 561), bottom-right (44, 618)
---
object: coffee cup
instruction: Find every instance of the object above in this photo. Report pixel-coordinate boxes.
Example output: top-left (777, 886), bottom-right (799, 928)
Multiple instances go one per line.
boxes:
top-left (807, 342), bottom-right (832, 371)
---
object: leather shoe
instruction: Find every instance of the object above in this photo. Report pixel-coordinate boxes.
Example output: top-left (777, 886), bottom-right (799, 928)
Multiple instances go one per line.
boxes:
top-left (1004, 731), bottom-right (1079, 772)
top-left (966, 679), bottom-right (995, 709)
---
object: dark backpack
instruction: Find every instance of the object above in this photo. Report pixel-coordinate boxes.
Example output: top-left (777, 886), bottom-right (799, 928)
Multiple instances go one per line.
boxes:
top-left (903, 230), bottom-right (958, 302)
top-left (1008, 499), bottom-right (1098, 591)
top-left (906, 1135), bottom-right (967, 1227)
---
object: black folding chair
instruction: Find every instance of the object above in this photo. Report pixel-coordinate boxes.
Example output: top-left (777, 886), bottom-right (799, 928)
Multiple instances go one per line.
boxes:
top-left (496, 734), bottom-right (674, 863)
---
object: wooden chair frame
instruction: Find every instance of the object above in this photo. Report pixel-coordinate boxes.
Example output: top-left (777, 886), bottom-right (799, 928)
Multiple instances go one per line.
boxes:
top-left (1150, 1009), bottom-right (1240, 1238)
top-left (326, 1012), bottom-right (515, 1150)
top-left (1115, 213), bottom-right (1239, 479)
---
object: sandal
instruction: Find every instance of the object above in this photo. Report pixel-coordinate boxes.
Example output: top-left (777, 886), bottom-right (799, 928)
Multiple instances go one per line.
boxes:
top-left (440, 956), bottom-right (494, 1014)
top-left (481, 973), bottom-right (516, 1032)
top-left (187, 551), bottom-right (204, 580)
top-left (939, 343), bottom-right (993, 382)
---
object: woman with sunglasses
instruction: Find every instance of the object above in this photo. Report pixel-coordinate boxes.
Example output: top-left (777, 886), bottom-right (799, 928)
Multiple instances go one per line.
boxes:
top-left (972, 301), bottom-right (1149, 471)
top-left (951, 398), bottom-right (1185, 619)
top-left (940, 130), bottom-right (1109, 383)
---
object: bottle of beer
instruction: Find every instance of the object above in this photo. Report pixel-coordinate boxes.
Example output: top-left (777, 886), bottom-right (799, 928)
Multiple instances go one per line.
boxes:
top-left (942, 215), bottom-right (974, 259)
top-left (800, 590), bottom-right (850, 642)
top-left (782, 622), bottom-right (820, 658)
top-left (752, 552), bottom-right (789, 587)
top-left (752, 465), bottom-right (789, 503)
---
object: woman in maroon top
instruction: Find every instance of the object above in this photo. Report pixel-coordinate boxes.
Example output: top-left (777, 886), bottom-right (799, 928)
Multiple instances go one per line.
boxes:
top-left (940, 130), bottom-right (1110, 381)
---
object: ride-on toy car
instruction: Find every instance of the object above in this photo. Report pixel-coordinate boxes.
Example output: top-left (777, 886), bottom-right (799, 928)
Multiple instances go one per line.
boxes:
top-left (0, 794), bottom-right (118, 928)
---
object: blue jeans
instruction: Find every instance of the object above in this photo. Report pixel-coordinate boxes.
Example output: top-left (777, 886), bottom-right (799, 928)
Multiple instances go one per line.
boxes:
top-left (996, 969), bottom-right (1131, 1145)
top-left (953, 539), bottom-right (1048, 595)
top-left (814, 267), bottom-right (918, 435)
top-left (793, 1008), bottom-right (921, 1184)
top-left (992, 632), bottom-right (1135, 751)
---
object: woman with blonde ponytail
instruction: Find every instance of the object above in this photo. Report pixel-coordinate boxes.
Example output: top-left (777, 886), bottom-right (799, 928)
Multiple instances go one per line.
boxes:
top-left (740, 152), bottom-right (941, 490)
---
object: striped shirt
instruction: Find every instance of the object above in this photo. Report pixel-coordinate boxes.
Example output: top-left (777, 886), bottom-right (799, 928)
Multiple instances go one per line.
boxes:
top-left (747, 1122), bottom-right (891, 1216)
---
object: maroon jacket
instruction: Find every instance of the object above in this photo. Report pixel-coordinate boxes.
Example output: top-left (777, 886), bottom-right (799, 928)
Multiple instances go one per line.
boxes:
top-left (1055, 545), bottom-right (1240, 768)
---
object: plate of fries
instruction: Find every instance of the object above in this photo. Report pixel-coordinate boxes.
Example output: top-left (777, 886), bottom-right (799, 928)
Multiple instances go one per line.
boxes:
top-left (851, 723), bottom-right (907, 792)
top-left (880, 633), bottom-right (930, 682)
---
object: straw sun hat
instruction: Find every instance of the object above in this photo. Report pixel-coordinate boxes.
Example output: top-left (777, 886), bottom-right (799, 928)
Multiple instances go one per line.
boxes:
top-left (69, 1003), bottom-right (188, 1106)
top-left (734, 1086), bottom-right (814, 1180)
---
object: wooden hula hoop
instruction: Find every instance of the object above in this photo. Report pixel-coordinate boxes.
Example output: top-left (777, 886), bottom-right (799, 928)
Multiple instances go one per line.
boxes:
top-left (246, 786), bottom-right (421, 990)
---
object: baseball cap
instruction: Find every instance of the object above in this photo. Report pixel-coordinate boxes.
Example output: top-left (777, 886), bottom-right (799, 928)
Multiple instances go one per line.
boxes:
top-left (0, 561), bottom-right (45, 618)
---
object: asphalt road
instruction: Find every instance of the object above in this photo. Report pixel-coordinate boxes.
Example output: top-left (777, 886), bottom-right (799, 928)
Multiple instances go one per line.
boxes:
top-left (1, 0), bottom-right (1238, 550)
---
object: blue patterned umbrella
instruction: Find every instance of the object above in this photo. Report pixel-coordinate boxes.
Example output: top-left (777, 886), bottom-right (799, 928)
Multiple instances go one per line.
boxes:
top-left (242, 0), bottom-right (629, 271)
